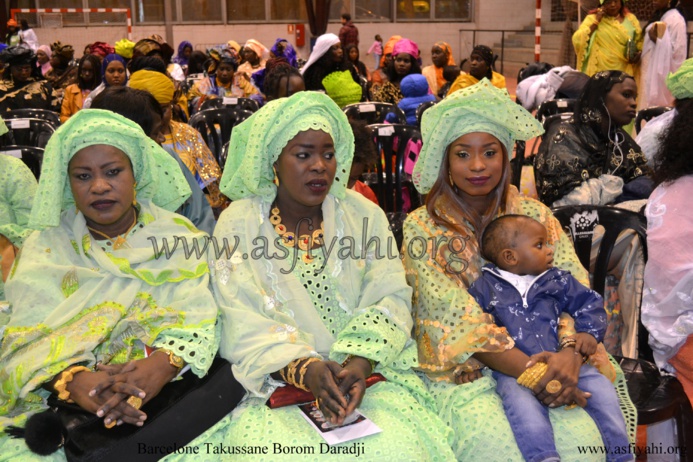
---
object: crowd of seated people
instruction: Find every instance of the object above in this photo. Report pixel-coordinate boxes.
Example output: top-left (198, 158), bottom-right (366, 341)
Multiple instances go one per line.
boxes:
top-left (0, 20), bottom-right (691, 460)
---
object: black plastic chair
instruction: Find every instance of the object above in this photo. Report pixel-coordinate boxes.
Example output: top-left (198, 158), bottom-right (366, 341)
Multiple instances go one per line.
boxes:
top-left (552, 205), bottom-right (693, 459)
top-left (635, 106), bottom-right (673, 135)
top-left (1, 109), bottom-right (59, 149)
top-left (415, 100), bottom-right (436, 128)
top-left (188, 107), bottom-right (253, 166)
top-left (199, 97), bottom-right (260, 113)
top-left (367, 124), bottom-right (422, 247)
top-left (0, 146), bottom-right (44, 179)
top-left (343, 102), bottom-right (406, 125)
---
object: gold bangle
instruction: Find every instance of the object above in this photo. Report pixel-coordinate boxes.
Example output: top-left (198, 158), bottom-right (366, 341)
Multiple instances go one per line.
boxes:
top-left (53, 365), bottom-right (91, 402)
top-left (341, 354), bottom-right (376, 374)
top-left (287, 359), bottom-right (301, 385)
top-left (517, 362), bottom-right (548, 390)
top-left (297, 358), bottom-right (320, 392)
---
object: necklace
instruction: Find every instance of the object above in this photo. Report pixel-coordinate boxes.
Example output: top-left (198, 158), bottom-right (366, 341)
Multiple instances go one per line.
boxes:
top-left (87, 208), bottom-right (138, 250)
top-left (270, 206), bottom-right (324, 263)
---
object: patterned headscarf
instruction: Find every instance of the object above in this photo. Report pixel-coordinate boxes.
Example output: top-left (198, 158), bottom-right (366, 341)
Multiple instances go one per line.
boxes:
top-left (133, 35), bottom-right (174, 63)
top-left (270, 38), bottom-right (298, 68)
top-left (206, 48), bottom-right (239, 75)
top-left (101, 53), bottom-right (128, 86)
top-left (89, 42), bottom-right (115, 59)
top-left (50, 41), bottom-right (74, 67)
top-left (220, 91), bottom-right (354, 201)
top-left (29, 109), bottom-right (190, 229)
top-left (413, 79), bottom-right (543, 194)
top-left (666, 57), bottom-right (693, 100)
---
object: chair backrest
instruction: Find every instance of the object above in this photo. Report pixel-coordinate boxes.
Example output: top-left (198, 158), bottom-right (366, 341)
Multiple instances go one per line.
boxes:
top-left (343, 102), bottom-right (406, 125)
top-left (415, 100), bottom-right (436, 128)
top-left (0, 117), bottom-right (57, 149)
top-left (367, 123), bottom-right (422, 215)
top-left (188, 107), bottom-right (253, 165)
top-left (535, 99), bottom-right (576, 125)
top-left (4, 108), bottom-right (61, 129)
top-left (199, 97), bottom-right (260, 113)
top-left (635, 106), bottom-right (673, 135)
top-left (0, 146), bottom-right (44, 179)
top-left (551, 205), bottom-right (647, 297)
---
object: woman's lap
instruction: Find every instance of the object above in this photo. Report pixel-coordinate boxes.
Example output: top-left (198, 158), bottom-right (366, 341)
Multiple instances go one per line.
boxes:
top-left (165, 381), bottom-right (454, 461)
top-left (427, 373), bottom-right (605, 462)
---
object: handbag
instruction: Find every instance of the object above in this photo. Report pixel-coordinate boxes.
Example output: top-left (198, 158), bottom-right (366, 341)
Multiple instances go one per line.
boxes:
top-left (10, 356), bottom-right (244, 462)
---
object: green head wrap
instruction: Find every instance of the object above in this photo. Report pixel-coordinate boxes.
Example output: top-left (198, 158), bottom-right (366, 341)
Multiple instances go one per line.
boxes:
top-left (413, 78), bottom-right (543, 194)
top-left (220, 91), bottom-right (354, 201)
top-left (29, 109), bottom-right (191, 229)
top-left (666, 57), bottom-right (693, 100)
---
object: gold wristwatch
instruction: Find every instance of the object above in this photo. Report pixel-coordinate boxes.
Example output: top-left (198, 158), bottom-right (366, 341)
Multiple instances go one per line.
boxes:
top-left (157, 348), bottom-right (184, 369)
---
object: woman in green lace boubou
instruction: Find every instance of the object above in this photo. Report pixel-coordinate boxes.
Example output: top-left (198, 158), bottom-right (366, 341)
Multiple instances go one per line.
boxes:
top-left (172, 91), bottom-right (455, 461)
top-left (403, 79), bottom-right (637, 460)
top-left (0, 109), bottom-right (219, 461)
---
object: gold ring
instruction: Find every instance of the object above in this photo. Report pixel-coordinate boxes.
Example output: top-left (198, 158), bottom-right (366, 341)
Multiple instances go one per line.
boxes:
top-left (565, 403), bottom-right (578, 410)
top-left (104, 419), bottom-right (116, 429)
top-left (126, 396), bottom-right (143, 409)
top-left (545, 379), bottom-right (562, 394)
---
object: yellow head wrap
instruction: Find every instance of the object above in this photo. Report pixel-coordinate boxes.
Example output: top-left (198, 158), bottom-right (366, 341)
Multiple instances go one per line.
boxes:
top-left (128, 69), bottom-right (175, 105)
top-left (115, 38), bottom-right (135, 59)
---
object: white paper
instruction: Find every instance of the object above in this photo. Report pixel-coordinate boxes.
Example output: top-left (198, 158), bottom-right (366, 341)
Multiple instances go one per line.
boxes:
top-left (378, 126), bottom-right (395, 136)
top-left (10, 119), bottom-right (30, 129)
top-left (222, 97), bottom-right (238, 105)
top-left (557, 100), bottom-right (568, 108)
top-left (358, 103), bottom-right (376, 113)
top-left (298, 401), bottom-right (382, 446)
top-left (0, 150), bottom-right (22, 159)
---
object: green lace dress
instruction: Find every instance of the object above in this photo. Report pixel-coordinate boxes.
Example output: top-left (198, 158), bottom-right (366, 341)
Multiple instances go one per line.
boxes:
top-left (168, 192), bottom-right (455, 461)
top-left (403, 189), bottom-right (636, 461)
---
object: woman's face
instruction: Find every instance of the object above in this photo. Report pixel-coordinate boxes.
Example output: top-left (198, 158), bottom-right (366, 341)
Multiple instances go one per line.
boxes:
top-left (36, 50), bottom-right (49, 65)
top-left (183, 45), bottom-right (192, 59)
top-left (275, 75), bottom-right (305, 99)
top-left (80, 60), bottom-right (95, 84)
top-left (10, 64), bottom-right (32, 83)
top-left (50, 55), bottom-right (62, 68)
top-left (330, 44), bottom-right (343, 63)
top-left (348, 47), bottom-right (359, 62)
top-left (69, 144), bottom-right (136, 234)
top-left (469, 52), bottom-right (489, 80)
top-left (604, 78), bottom-right (638, 126)
top-left (217, 62), bottom-right (234, 85)
top-left (431, 46), bottom-right (448, 68)
top-left (274, 130), bottom-right (337, 210)
top-left (244, 48), bottom-right (259, 65)
top-left (394, 53), bottom-right (413, 76)
top-left (104, 60), bottom-right (126, 86)
top-left (448, 132), bottom-right (505, 201)
top-left (602, 0), bottom-right (622, 16)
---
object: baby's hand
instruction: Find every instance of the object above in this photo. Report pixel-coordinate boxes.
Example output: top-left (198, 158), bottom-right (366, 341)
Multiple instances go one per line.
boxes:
top-left (573, 333), bottom-right (598, 357)
top-left (454, 369), bottom-right (483, 385)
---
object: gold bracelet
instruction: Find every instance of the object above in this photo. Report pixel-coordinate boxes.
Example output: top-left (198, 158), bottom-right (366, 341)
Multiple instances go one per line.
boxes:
top-left (287, 359), bottom-right (301, 385)
top-left (341, 355), bottom-right (376, 374)
top-left (297, 358), bottom-right (321, 392)
top-left (53, 365), bottom-right (91, 402)
top-left (517, 362), bottom-right (548, 390)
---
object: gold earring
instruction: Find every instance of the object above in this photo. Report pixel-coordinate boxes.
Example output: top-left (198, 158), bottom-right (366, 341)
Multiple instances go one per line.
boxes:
top-left (133, 182), bottom-right (138, 206)
top-left (448, 171), bottom-right (454, 186)
top-left (273, 166), bottom-right (279, 186)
